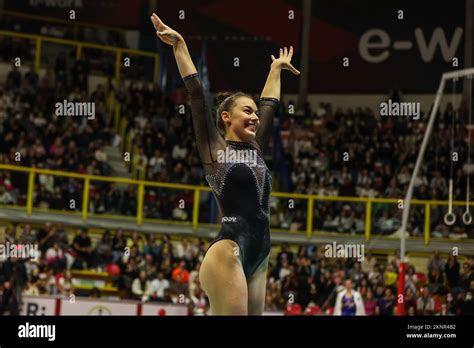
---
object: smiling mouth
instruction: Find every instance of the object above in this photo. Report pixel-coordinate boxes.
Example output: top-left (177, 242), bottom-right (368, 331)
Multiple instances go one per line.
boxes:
top-left (246, 123), bottom-right (257, 132)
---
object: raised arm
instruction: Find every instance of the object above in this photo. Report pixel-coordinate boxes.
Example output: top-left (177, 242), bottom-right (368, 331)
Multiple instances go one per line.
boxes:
top-left (256, 46), bottom-right (300, 151)
top-left (151, 13), bottom-right (224, 169)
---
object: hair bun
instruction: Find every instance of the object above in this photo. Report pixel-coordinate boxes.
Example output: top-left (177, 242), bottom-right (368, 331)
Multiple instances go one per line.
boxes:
top-left (215, 91), bottom-right (233, 105)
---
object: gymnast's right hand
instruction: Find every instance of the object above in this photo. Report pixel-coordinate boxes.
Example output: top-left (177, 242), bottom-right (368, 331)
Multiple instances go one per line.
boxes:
top-left (150, 12), bottom-right (184, 47)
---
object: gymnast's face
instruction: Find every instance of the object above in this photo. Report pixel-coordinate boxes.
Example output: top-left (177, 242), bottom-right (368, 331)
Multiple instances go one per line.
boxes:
top-left (222, 96), bottom-right (259, 141)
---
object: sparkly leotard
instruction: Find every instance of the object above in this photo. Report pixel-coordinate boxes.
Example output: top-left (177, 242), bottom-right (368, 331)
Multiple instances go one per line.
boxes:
top-left (183, 73), bottom-right (278, 278)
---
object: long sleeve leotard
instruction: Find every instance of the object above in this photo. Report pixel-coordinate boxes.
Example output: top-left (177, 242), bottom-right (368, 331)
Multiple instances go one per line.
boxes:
top-left (183, 72), bottom-right (279, 278)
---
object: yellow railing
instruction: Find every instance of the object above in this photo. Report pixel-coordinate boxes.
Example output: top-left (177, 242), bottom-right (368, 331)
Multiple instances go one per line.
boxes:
top-left (1, 164), bottom-right (473, 245)
top-left (0, 31), bottom-right (159, 82)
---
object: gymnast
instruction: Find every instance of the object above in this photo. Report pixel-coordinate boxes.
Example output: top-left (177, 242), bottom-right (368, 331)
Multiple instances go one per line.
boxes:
top-left (151, 12), bottom-right (299, 315)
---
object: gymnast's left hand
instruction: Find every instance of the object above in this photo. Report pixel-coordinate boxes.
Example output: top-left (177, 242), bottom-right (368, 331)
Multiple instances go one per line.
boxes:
top-left (271, 46), bottom-right (300, 75)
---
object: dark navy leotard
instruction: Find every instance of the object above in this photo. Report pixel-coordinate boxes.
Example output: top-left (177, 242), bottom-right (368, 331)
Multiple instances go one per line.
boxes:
top-left (183, 73), bottom-right (278, 279)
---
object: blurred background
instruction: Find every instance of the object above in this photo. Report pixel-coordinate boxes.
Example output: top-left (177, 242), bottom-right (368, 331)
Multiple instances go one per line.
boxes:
top-left (0, 0), bottom-right (473, 316)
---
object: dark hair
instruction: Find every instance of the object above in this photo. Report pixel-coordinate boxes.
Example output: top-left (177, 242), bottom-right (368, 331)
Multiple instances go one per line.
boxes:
top-left (215, 91), bottom-right (253, 136)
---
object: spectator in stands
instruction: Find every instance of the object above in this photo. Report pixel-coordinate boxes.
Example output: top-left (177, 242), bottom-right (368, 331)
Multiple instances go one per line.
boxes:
top-left (45, 242), bottom-right (66, 272)
top-left (139, 253), bottom-right (155, 276)
top-left (18, 224), bottom-right (35, 245)
top-left (23, 280), bottom-right (40, 296)
top-left (143, 234), bottom-right (161, 262)
top-left (171, 260), bottom-right (189, 285)
top-left (428, 267), bottom-right (445, 294)
top-left (428, 251), bottom-right (445, 275)
top-left (112, 229), bottom-right (127, 263)
top-left (36, 223), bottom-right (56, 255)
top-left (127, 231), bottom-right (144, 253)
top-left (361, 252), bottom-right (376, 274)
top-left (460, 262), bottom-right (474, 291)
top-left (57, 270), bottom-right (73, 295)
top-left (378, 287), bottom-right (396, 316)
top-left (191, 287), bottom-right (207, 315)
top-left (405, 266), bottom-right (418, 295)
top-left (175, 238), bottom-right (193, 263)
top-left (462, 280), bottom-right (474, 315)
top-left (71, 228), bottom-right (94, 269)
top-left (0, 185), bottom-right (13, 205)
top-left (383, 264), bottom-right (398, 288)
top-left (0, 280), bottom-right (19, 315)
top-left (417, 287), bottom-right (435, 315)
top-left (132, 270), bottom-right (151, 302)
top-left (404, 287), bottom-right (417, 314)
top-left (95, 230), bottom-right (113, 266)
top-left (149, 271), bottom-right (170, 301)
top-left (445, 256), bottom-right (460, 290)
top-left (148, 149), bottom-right (166, 178)
top-left (368, 264), bottom-right (383, 286)
top-left (6, 64), bottom-right (21, 89)
top-left (105, 184), bottom-right (122, 214)
top-left (363, 288), bottom-right (377, 315)
top-left (334, 279), bottom-right (365, 315)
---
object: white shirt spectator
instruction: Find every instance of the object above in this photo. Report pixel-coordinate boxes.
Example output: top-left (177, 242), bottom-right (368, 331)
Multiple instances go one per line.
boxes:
top-left (45, 247), bottom-right (64, 262)
top-left (149, 277), bottom-right (170, 299)
top-left (358, 185), bottom-right (376, 198)
top-left (334, 289), bottom-right (366, 316)
top-left (0, 188), bottom-right (13, 204)
top-left (175, 242), bottom-right (193, 261)
top-left (23, 283), bottom-right (40, 296)
top-left (397, 169), bottom-right (410, 186)
top-left (413, 175), bottom-right (428, 188)
top-left (94, 148), bottom-right (108, 162)
top-left (417, 295), bottom-right (435, 314)
top-left (361, 255), bottom-right (376, 274)
top-left (149, 155), bottom-right (166, 174)
top-left (172, 144), bottom-right (187, 160)
top-left (132, 277), bottom-right (152, 302)
top-left (39, 174), bottom-right (55, 193)
top-left (279, 265), bottom-right (291, 280)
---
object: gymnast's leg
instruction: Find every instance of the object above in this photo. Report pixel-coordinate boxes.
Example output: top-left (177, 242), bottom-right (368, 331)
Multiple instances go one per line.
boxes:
top-left (199, 239), bottom-right (248, 315)
top-left (247, 254), bottom-right (270, 315)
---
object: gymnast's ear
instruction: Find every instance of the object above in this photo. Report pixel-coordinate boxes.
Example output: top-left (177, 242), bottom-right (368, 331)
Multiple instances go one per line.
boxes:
top-left (220, 110), bottom-right (232, 123)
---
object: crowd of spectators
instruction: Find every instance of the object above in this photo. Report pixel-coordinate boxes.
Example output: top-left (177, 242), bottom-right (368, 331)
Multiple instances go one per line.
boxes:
top-left (2, 53), bottom-right (474, 237)
top-left (1, 223), bottom-right (473, 316)
top-left (280, 93), bottom-right (474, 238)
